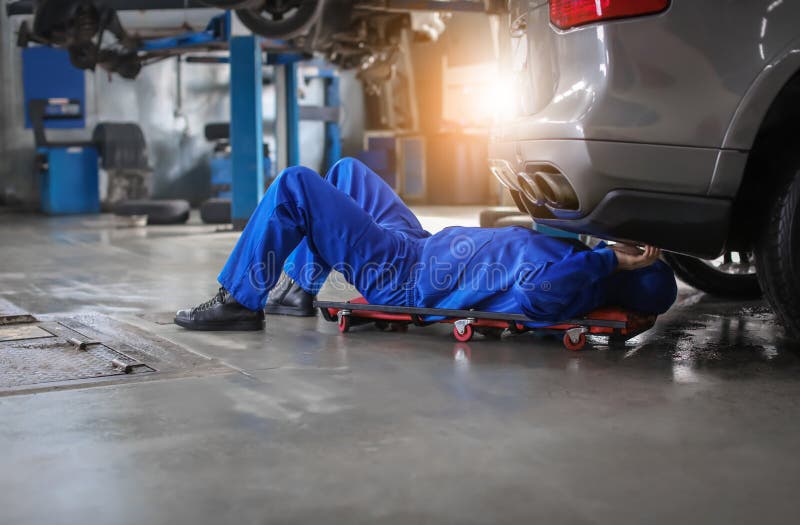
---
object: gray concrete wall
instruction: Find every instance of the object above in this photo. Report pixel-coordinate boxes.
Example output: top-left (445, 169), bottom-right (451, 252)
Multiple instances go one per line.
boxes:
top-left (0, 8), bottom-right (238, 207)
top-left (94, 56), bottom-right (239, 205)
top-left (0, 1), bottom-right (34, 207)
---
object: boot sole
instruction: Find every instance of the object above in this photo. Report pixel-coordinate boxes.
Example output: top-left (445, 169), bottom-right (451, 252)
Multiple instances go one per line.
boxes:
top-left (173, 317), bottom-right (264, 331)
top-left (263, 305), bottom-right (316, 317)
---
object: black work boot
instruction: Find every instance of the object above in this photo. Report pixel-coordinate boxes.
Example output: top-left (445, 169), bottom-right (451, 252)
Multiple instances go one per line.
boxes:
top-left (174, 287), bottom-right (264, 331)
top-left (264, 274), bottom-right (316, 317)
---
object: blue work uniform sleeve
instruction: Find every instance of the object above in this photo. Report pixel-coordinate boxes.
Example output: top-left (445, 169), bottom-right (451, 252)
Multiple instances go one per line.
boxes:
top-left (513, 247), bottom-right (618, 322)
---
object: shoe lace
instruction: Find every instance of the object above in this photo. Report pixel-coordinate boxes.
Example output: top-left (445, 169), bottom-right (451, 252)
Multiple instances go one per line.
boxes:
top-left (195, 287), bottom-right (229, 312)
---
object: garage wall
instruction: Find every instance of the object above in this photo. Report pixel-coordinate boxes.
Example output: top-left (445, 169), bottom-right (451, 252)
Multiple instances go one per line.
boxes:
top-left (0, 10), bottom-right (237, 207)
top-left (410, 13), bottom-right (500, 205)
top-left (0, 1), bottom-right (32, 207)
top-left (93, 57), bottom-right (238, 206)
top-left (0, 3), bottom-right (364, 209)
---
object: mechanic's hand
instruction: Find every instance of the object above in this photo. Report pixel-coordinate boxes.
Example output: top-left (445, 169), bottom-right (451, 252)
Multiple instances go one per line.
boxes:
top-left (611, 243), bottom-right (662, 271)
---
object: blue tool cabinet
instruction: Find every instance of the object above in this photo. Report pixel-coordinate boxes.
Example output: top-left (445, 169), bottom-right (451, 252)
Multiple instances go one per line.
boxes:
top-left (39, 146), bottom-right (100, 215)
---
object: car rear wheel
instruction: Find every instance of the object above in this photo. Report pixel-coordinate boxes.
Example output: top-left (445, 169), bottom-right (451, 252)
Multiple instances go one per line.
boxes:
top-left (754, 163), bottom-right (800, 340)
top-left (663, 251), bottom-right (761, 299)
top-left (236, 0), bottom-right (324, 40)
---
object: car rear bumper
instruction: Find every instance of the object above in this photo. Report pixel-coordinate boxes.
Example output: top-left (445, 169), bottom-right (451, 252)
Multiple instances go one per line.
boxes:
top-left (488, 138), bottom-right (742, 257)
top-left (538, 189), bottom-right (730, 258)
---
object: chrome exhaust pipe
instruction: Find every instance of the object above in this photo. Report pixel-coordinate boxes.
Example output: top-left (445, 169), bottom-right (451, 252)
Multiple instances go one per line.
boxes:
top-left (517, 172), bottom-right (546, 205)
top-left (533, 171), bottom-right (578, 210)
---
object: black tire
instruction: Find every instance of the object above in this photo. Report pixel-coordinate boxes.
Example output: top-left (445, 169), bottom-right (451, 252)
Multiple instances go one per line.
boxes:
top-left (92, 122), bottom-right (149, 171)
top-left (495, 215), bottom-right (534, 229)
top-left (200, 198), bottom-right (231, 224)
top-left (754, 165), bottom-right (800, 340)
top-left (199, 1), bottom-right (261, 7)
top-left (204, 123), bottom-right (230, 142)
top-left (663, 252), bottom-right (761, 299)
top-left (479, 207), bottom-right (525, 228)
top-left (113, 199), bottom-right (190, 225)
top-left (236, 0), bottom-right (324, 40)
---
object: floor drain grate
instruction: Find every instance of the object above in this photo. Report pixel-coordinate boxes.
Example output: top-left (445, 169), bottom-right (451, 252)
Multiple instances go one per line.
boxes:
top-left (0, 298), bottom-right (37, 326)
top-left (0, 324), bottom-right (52, 342)
top-left (0, 322), bottom-right (155, 389)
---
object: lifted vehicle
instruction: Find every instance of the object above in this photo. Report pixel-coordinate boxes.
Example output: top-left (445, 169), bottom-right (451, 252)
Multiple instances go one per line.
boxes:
top-left (489, 0), bottom-right (800, 338)
top-left (7, 0), bottom-right (497, 82)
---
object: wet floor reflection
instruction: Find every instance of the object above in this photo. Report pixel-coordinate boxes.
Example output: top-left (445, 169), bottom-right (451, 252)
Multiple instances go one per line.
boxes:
top-left (394, 292), bottom-right (800, 385)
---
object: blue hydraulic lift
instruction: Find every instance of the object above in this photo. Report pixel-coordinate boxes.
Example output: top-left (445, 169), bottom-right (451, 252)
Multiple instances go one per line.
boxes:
top-left (131, 12), bottom-right (287, 229)
top-left (229, 35), bottom-right (266, 230)
top-left (20, 7), bottom-right (340, 226)
top-left (176, 16), bottom-right (340, 228)
top-left (302, 65), bottom-right (342, 172)
top-left (142, 15), bottom-right (343, 228)
top-left (197, 46), bottom-right (342, 228)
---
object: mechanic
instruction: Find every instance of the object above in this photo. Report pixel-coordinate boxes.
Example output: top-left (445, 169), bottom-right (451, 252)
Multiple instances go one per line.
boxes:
top-left (174, 158), bottom-right (678, 331)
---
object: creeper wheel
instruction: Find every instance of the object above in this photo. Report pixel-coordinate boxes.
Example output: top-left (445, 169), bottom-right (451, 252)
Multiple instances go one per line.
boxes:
top-left (453, 323), bottom-right (474, 342)
top-left (338, 314), bottom-right (351, 333)
top-left (563, 331), bottom-right (587, 351)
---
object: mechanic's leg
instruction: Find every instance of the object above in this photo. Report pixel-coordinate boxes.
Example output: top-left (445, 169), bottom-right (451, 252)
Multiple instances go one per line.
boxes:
top-left (602, 260), bottom-right (678, 314)
top-left (283, 157), bottom-right (429, 294)
top-left (327, 157), bottom-right (428, 234)
top-left (218, 165), bottom-right (418, 311)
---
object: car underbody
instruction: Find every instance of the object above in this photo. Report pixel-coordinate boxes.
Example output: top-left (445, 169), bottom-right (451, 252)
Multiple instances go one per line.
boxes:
top-left (7, 0), bottom-right (498, 86)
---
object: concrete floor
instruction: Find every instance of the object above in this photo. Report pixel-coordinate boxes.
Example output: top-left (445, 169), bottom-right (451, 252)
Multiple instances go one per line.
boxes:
top-left (2, 208), bottom-right (800, 524)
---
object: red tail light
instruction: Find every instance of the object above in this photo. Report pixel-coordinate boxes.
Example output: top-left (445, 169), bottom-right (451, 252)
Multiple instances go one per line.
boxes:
top-left (550, 0), bottom-right (670, 30)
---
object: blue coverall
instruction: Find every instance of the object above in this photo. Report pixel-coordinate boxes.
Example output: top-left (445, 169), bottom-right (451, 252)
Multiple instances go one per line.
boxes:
top-left (219, 158), bottom-right (678, 324)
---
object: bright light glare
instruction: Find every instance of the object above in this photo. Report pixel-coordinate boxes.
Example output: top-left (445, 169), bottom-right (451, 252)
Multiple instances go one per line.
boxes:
top-left (442, 62), bottom-right (518, 127)
top-left (486, 75), bottom-right (517, 121)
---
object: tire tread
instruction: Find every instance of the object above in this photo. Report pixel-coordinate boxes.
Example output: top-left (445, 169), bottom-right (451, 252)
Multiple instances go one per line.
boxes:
top-left (755, 165), bottom-right (800, 339)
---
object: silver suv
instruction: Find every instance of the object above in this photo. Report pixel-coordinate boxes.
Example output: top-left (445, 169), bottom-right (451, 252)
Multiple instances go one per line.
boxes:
top-left (489, 0), bottom-right (800, 339)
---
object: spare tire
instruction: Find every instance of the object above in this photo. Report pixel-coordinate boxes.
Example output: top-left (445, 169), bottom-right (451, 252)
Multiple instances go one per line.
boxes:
top-left (113, 199), bottom-right (190, 225)
top-left (200, 198), bottom-right (231, 224)
top-left (92, 122), bottom-right (150, 171)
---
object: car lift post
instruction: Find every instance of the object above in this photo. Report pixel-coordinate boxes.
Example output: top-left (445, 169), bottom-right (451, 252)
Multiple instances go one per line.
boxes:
top-left (227, 36), bottom-right (339, 227)
top-left (299, 64), bottom-right (341, 172)
top-left (273, 55), bottom-right (341, 171)
top-left (229, 34), bottom-right (264, 230)
top-left (323, 69), bottom-right (342, 170)
top-left (284, 60), bottom-right (300, 167)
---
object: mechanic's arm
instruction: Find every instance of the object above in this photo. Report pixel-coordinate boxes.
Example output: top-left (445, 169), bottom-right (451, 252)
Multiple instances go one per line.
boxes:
top-left (512, 244), bottom-right (661, 322)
